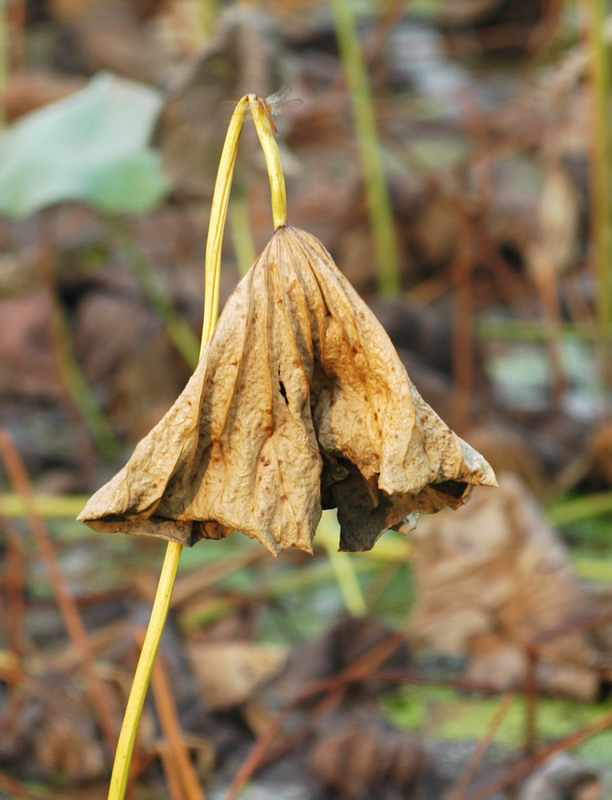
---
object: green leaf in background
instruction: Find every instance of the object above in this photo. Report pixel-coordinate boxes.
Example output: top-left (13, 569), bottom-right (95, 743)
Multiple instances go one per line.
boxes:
top-left (0, 72), bottom-right (169, 217)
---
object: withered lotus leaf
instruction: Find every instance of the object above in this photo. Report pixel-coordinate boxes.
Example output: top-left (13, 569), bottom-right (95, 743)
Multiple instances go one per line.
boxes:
top-left (78, 226), bottom-right (496, 554)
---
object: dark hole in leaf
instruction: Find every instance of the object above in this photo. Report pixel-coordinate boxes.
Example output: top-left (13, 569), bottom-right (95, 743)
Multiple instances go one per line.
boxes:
top-left (279, 380), bottom-right (288, 404)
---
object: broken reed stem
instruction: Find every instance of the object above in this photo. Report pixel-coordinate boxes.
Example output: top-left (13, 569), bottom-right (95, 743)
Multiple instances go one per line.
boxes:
top-left (107, 96), bottom-right (251, 800)
top-left (330, 0), bottom-right (401, 295)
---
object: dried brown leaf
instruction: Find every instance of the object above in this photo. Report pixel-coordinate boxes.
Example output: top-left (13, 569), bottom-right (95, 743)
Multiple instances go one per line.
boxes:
top-left (79, 226), bottom-right (495, 554)
top-left (410, 473), bottom-right (600, 699)
top-left (310, 708), bottom-right (423, 798)
top-left (186, 641), bottom-right (287, 710)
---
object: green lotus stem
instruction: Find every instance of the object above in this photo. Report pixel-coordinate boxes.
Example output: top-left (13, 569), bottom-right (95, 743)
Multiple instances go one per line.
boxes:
top-left (330, 0), bottom-right (401, 295)
top-left (318, 517), bottom-right (367, 616)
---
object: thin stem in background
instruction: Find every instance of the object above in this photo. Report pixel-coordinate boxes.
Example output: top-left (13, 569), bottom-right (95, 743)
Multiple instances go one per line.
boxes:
top-left (316, 513), bottom-right (367, 617)
top-left (448, 693), bottom-right (515, 800)
top-left (107, 216), bottom-right (200, 369)
top-left (451, 213), bottom-right (474, 436)
top-left (7, 0), bottom-right (25, 72)
top-left (464, 705), bottom-right (612, 800)
top-left (230, 184), bottom-right (257, 276)
top-left (37, 246), bottom-right (121, 462)
top-left (0, 0), bottom-right (6, 128)
top-left (330, 0), bottom-right (401, 296)
top-left (584, 0), bottom-right (612, 384)
top-left (158, 745), bottom-right (186, 800)
top-left (0, 429), bottom-right (118, 758)
top-left (197, 0), bottom-right (218, 40)
top-left (148, 642), bottom-right (206, 800)
top-left (0, 515), bottom-right (25, 669)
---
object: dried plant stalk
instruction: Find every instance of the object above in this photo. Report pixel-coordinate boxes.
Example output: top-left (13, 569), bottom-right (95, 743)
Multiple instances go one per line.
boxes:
top-left (79, 226), bottom-right (495, 555)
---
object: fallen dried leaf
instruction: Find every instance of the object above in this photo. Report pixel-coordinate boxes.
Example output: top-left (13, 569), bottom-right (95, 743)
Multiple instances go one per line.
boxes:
top-left (410, 473), bottom-right (600, 699)
top-left (186, 641), bottom-right (287, 710)
top-left (79, 226), bottom-right (495, 554)
top-left (310, 707), bottom-right (424, 798)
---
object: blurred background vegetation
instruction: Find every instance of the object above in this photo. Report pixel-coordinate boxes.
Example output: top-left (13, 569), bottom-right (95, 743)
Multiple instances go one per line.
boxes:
top-left (0, 0), bottom-right (612, 798)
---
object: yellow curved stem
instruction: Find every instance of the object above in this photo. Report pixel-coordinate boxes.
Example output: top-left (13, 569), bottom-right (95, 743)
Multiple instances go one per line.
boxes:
top-left (249, 95), bottom-right (287, 230)
top-left (107, 96), bottom-right (250, 800)
top-left (202, 96), bottom-right (250, 349)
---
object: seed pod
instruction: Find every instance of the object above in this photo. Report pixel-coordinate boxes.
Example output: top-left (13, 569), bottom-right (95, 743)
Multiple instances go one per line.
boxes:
top-left (78, 226), bottom-right (496, 554)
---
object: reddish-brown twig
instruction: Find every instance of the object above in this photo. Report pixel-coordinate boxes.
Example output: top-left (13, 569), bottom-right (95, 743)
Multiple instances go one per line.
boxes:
top-left (6, 0), bottom-right (26, 72)
top-left (147, 635), bottom-right (206, 800)
top-left (0, 429), bottom-right (117, 756)
top-left (523, 602), bottom-right (612, 754)
top-left (158, 741), bottom-right (188, 800)
top-left (464, 707), bottom-right (612, 800)
top-left (448, 692), bottom-right (515, 800)
top-left (0, 514), bottom-right (26, 669)
top-left (523, 644), bottom-right (540, 755)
